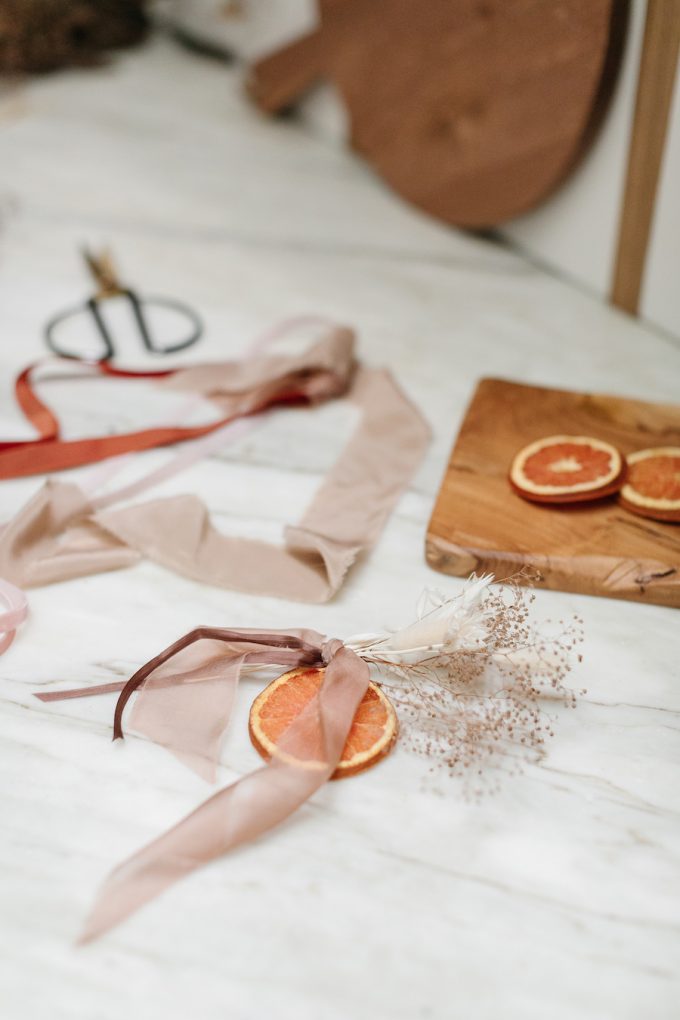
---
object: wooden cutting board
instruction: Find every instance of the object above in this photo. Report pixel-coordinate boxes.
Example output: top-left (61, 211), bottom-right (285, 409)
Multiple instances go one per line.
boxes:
top-left (426, 378), bottom-right (680, 607)
top-left (250, 0), bottom-right (628, 227)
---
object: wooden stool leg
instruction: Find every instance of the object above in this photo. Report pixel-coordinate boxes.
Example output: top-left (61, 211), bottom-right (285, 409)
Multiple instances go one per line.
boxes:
top-left (611, 0), bottom-right (680, 315)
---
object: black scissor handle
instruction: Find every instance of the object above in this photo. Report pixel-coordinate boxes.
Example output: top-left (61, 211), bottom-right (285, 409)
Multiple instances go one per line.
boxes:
top-left (44, 289), bottom-right (203, 362)
top-left (44, 300), bottom-right (115, 361)
top-left (124, 290), bottom-right (203, 355)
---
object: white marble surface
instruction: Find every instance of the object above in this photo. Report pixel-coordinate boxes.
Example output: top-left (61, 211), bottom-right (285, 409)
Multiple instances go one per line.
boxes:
top-left (1, 37), bottom-right (679, 1020)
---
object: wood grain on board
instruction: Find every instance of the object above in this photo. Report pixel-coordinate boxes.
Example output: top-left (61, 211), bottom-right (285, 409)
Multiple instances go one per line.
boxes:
top-left (426, 378), bottom-right (680, 607)
top-left (250, 0), bottom-right (628, 228)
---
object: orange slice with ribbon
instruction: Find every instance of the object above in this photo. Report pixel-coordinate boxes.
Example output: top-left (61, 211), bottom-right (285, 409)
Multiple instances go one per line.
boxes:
top-left (249, 666), bottom-right (398, 779)
top-left (510, 434), bottom-right (624, 504)
top-left (619, 447), bottom-right (680, 523)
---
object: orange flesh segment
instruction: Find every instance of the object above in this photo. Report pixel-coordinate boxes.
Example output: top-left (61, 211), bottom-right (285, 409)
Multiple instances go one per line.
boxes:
top-left (522, 442), bottom-right (614, 488)
top-left (628, 455), bottom-right (680, 502)
top-left (255, 668), bottom-right (392, 767)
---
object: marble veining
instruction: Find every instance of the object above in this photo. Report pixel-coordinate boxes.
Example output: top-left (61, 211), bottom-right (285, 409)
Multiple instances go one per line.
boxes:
top-left (0, 35), bottom-right (679, 1020)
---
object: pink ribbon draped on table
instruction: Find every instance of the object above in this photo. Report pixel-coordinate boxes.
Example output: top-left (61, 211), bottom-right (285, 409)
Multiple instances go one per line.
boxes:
top-left (0, 326), bottom-right (430, 601)
top-left (0, 321), bottom-right (430, 939)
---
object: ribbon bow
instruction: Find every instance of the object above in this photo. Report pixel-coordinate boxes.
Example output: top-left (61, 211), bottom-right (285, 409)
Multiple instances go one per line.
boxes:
top-left (40, 628), bottom-right (370, 943)
top-left (33, 574), bottom-right (576, 944)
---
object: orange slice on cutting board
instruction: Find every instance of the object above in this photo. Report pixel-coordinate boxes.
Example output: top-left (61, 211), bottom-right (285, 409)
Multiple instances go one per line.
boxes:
top-left (509, 435), bottom-right (624, 504)
top-left (249, 666), bottom-right (398, 779)
top-left (619, 447), bottom-right (680, 523)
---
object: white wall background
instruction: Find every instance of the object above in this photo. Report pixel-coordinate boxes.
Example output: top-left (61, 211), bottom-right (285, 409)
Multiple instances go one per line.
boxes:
top-left (503, 0), bottom-right (680, 341)
top-left (640, 62), bottom-right (680, 339)
top-left (501, 1), bottom-right (646, 299)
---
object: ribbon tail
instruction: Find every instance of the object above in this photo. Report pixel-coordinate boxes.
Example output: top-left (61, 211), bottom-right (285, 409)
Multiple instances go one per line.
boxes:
top-left (78, 645), bottom-right (369, 944)
top-left (128, 650), bottom-right (246, 782)
top-left (114, 627), bottom-right (323, 782)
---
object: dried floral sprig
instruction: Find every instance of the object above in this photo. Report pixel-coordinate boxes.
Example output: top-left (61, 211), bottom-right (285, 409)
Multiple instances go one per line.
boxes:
top-left (347, 573), bottom-right (584, 790)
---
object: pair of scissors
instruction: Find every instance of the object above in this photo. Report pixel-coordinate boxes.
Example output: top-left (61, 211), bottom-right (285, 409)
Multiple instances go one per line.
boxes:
top-left (44, 249), bottom-right (203, 362)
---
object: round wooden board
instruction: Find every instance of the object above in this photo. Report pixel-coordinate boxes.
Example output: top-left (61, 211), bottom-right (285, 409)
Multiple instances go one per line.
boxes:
top-left (251, 0), bottom-right (628, 228)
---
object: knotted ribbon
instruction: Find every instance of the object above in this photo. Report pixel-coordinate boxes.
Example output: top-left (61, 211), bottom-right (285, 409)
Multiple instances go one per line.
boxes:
top-left (39, 629), bottom-right (371, 943)
top-left (0, 325), bottom-right (430, 602)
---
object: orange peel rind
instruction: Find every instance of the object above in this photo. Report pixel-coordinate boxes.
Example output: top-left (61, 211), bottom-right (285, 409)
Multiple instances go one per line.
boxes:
top-left (510, 434), bottom-right (624, 504)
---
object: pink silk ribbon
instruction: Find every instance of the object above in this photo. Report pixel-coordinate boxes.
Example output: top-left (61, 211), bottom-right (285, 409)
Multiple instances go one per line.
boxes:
top-left (0, 577), bottom-right (28, 654)
top-left (40, 629), bottom-right (370, 944)
top-left (3, 321), bottom-right (426, 937)
top-left (0, 328), bottom-right (430, 601)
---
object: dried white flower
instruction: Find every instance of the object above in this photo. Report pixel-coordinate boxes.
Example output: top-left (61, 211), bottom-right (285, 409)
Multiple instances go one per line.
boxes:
top-left (349, 573), bottom-right (584, 789)
top-left (347, 574), bottom-right (495, 663)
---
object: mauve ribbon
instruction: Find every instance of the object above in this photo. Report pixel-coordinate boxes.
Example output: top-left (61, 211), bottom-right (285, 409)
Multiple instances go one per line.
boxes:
top-left (44, 629), bottom-right (369, 943)
top-left (0, 321), bottom-right (345, 650)
top-left (0, 334), bottom-right (430, 601)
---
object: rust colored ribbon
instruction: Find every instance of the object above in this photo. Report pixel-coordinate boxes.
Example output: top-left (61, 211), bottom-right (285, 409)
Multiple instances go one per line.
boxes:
top-left (40, 629), bottom-right (369, 943)
top-left (0, 329), bottom-right (430, 602)
top-left (0, 326), bottom-right (354, 478)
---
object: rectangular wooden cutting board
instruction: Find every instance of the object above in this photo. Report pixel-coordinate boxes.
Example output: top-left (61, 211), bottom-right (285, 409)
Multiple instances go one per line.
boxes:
top-left (426, 378), bottom-right (680, 607)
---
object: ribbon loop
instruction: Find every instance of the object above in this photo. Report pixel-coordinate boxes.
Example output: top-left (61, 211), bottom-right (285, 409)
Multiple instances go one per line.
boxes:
top-left (0, 327), bottom-right (356, 478)
top-left (0, 356), bottom-right (430, 604)
top-left (74, 630), bottom-right (369, 944)
top-left (321, 637), bottom-right (344, 663)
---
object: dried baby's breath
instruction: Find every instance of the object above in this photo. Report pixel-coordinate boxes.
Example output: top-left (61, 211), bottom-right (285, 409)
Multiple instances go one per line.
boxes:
top-left (348, 573), bottom-right (583, 792)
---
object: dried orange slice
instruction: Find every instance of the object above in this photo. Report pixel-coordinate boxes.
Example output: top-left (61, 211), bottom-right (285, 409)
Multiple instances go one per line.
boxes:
top-left (249, 666), bottom-right (398, 779)
top-left (510, 434), bottom-right (624, 503)
top-left (619, 447), bottom-right (680, 523)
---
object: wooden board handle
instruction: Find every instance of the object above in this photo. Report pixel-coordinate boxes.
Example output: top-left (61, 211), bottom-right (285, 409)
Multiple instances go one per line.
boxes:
top-left (247, 31), bottom-right (325, 114)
